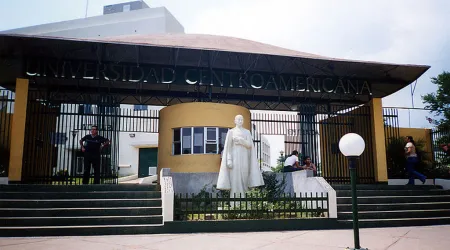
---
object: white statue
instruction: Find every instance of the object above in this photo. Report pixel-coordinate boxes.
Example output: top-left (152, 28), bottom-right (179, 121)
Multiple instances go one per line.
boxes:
top-left (216, 115), bottom-right (265, 197)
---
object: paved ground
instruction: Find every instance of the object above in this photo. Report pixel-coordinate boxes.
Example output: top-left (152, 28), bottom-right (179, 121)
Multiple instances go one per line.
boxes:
top-left (1, 225), bottom-right (449, 250)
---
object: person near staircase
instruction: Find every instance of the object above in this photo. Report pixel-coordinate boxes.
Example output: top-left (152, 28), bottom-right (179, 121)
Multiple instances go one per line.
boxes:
top-left (441, 143), bottom-right (450, 174)
top-left (80, 125), bottom-right (110, 184)
top-left (404, 136), bottom-right (426, 185)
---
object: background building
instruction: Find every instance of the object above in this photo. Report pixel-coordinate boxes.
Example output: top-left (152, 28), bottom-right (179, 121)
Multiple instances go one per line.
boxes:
top-left (0, 1), bottom-right (184, 38)
top-left (0, 1), bottom-right (183, 178)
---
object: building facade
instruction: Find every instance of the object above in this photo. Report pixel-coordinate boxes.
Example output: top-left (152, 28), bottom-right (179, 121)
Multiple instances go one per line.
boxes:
top-left (0, 2), bottom-right (184, 38)
top-left (0, 4), bottom-right (429, 184)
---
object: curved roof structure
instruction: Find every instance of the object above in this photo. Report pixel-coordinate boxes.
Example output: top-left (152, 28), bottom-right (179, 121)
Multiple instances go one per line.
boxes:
top-left (101, 33), bottom-right (331, 60)
top-left (0, 33), bottom-right (431, 110)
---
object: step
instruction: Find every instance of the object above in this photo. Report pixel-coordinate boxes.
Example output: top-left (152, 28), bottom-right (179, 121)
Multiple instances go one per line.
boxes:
top-left (332, 185), bottom-right (440, 191)
top-left (0, 184), bottom-right (160, 192)
top-left (0, 215), bottom-right (163, 227)
top-left (336, 190), bottom-right (450, 197)
top-left (0, 199), bottom-right (162, 208)
top-left (0, 207), bottom-right (163, 217)
top-left (0, 191), bottom-right (161, 199)
top-left (337, 195), bottom-right (450, 204)
top-left (338, 217), bottom-right (450, 228)
top-left (0, 224), bottom-right (165, 237)
top-left (338, 209), bottom-right (450, 220)
top-left (337, 202), bottom-right (450, 212)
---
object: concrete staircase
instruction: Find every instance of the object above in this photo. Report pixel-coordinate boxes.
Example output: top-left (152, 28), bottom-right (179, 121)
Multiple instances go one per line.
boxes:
top-left (335, 184), bottom-right (450, 227)
top-left (0, 184), bottom-right (163, 237)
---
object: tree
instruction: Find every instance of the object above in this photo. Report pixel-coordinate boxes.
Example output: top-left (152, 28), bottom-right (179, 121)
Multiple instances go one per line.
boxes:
top-left (422, 71), bottom-right (450, 130)
top-left (271, 152), bottom-right (287, 172)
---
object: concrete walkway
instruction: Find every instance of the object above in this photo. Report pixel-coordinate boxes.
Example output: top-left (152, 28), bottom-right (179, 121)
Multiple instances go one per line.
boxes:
top-left (1, 225), bottom-right (449, 250)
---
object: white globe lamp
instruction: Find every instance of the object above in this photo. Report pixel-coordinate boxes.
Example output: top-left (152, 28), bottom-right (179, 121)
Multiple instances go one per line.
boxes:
top-left (339, 133), bottom-right (365, 157)
top-left (339, 133), bottom-right (367, 250)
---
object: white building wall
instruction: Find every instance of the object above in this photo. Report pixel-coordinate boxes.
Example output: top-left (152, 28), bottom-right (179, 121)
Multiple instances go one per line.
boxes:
top-left (1, 7), bottom-right (184, 38)
top-left (261, 135), bottom-right (271, 170)
top-left (118, 131), bottom-right (158, 177)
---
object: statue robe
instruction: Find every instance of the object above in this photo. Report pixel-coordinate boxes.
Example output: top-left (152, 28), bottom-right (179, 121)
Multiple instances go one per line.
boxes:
top-left (216, 127), bottom-right (265, 197)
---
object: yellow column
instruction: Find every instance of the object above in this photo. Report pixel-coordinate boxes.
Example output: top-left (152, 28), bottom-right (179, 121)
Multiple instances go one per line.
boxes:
top-left (8, 78), bottom-right (29, 182)
top-left (370, 98), bottom-right (388, 182)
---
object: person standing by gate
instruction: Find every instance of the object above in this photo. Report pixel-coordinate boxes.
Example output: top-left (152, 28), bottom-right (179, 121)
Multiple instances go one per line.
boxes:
top-left (79, 125), bottom-right (110, 184)
top-left (404, 136), bottom-right (426, 185)
top-left (441, 143), bottom-right (450, 174)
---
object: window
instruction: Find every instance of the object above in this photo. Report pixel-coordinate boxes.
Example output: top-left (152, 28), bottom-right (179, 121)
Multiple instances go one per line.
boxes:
top-left (193, 127), bottom-right (204, 153)
top-left (218, 128), bottom-right (228, 153)
top-left (205, 128), bottom-right (217, 154)
top-left (173, 128), bottom-right (181, 155)
top-left (78, 104), bottom-right (93, 114)
top-left (182, 128), bottom-right (192, 154)
top-left (172, 127), bottom-right (229, 155)
top-left (123, 4), bottom-right (131, 12)
top-left (134, 104), bottom-right (148, 111)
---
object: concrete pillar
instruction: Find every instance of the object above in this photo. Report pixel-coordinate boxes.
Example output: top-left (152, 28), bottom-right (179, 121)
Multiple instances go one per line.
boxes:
top-left (8, 78), bottom-right (29, 182)
top-left (370, 98), bottom-right (388, 183)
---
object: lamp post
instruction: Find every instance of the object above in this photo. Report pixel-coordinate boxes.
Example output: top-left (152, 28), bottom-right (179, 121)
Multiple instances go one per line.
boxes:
top-left (338, 133), bottom-right (367, 250)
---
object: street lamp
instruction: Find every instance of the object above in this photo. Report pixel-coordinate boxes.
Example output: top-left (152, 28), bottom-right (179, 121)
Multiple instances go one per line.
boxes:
top-left (339, 133), bottom-right (367, 250)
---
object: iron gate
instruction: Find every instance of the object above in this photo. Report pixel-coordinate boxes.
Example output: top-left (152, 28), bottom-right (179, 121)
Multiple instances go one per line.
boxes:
top-left (430, 127), bottom-right (450, 178)
top-left (251, 103), bottom-right (375, 184)
top-left (21, 90), bottom-right (159, 184)
top-left (0, 90), bottom-right (14, 178)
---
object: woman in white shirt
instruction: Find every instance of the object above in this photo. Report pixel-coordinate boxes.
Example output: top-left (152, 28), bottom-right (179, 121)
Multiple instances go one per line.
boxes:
top-left (283, 150), bottom-right (302, 172)
top-left (405, 136), bottom-right (426, 185)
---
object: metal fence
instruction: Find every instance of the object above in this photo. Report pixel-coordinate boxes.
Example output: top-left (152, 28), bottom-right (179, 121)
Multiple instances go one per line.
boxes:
top-left (0, 90), bottom-right (14, 178)
top-left (383, 108), bottom-right (400, 145)
top-left (318, 104), bottom-right (374, 184)
top-left (251, 103), bottom-right (375, 184)
top-left (430, 128), bottom-right (450, 178)
top-left (383, 107), bottom-right (450, 179)
top-left (174, 192), bottom-right (329, 221)
top-left (20, 91), bottom-right (159, 184)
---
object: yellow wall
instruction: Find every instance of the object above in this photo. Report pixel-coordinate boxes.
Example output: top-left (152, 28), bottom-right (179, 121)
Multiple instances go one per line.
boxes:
top-left (399, 128), bottom-right (432, 153)
top-left (370, 98), bottom-right (388, 182)
top-left (157, 102), bottom-right (250, 174)
top-left (8, 78), bottom-right (29, 181)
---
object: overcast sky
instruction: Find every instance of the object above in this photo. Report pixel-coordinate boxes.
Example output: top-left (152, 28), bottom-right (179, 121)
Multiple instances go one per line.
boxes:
top-left (1, 0), bottom-right (449, 165)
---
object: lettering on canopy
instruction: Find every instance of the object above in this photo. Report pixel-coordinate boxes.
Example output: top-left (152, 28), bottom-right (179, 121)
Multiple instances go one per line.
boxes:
top-left (25, 59), bottom-right (372, 95)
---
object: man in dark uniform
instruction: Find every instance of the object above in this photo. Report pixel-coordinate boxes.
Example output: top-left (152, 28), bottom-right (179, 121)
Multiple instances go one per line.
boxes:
top-left (79, 125), bottom-right (110, 184)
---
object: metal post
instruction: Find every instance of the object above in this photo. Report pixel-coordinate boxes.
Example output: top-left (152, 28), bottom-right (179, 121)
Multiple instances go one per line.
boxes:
top-left (347, 156), bottom-right (366, 250)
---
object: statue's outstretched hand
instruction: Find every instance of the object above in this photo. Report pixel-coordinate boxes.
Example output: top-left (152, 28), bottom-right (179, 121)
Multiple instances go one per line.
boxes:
top-left (227, 159), bottom-right (233, 169)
